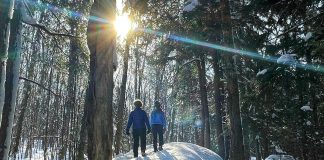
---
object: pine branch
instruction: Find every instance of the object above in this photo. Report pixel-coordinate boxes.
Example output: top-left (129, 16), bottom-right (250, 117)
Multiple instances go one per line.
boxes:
top-left (275, 12), bottom-right (324, 39)
top-left (19, 77), bottom-right (61, 97)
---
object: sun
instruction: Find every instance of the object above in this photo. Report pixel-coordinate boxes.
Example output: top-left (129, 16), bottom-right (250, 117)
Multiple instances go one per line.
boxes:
top-left (115, 14), bottom-right (132, 38)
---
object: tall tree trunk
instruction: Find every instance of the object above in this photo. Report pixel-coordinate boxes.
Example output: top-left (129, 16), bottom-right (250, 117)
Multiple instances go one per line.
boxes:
top-left (134, 47), bottom-right (139, 99)
top-left (220, 0), bottom-right (245, 159)
top-left (310, 78), bottom-right (319, 160)
top-left (77, 88), bottom-right (89, 160)
top-left (114, 39), bottom-right (130, 155)
top-left (0, 0), bottom-right (15, 122)
top-left (136, 45), bottom-right (147, 99)
top-left (154, 64), bottom-right (165, 103)
top-left (11, 28), bottom-right (38, 155)
top-left (44, 68), bottom-right (53, 160)
top-left (59, 16), bottom-right (79, 160)
top-left (196, 55), bottom-right (211, 149)
top-left (256, 136), bottom-right (261, 160)
top-left (169, 107), bottom-right (176, 142)
top-left (212, 53), bottom-right (225, 158)
top-left (86, 0), bottom-right (116, 159)
top-left (0, 3), bottom-right (22, 158)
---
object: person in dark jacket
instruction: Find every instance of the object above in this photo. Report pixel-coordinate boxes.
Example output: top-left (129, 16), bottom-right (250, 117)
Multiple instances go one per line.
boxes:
top-left (150, 101), bottom-right (167, 152)
top-left (125, 99), bottom-right (151, 157)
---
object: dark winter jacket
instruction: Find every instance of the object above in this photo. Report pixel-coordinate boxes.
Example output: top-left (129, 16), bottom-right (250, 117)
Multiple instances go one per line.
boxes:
top-left (150, 109), bottom-right (166, 128)
top-left (126, 107), bottom-right (150, 132)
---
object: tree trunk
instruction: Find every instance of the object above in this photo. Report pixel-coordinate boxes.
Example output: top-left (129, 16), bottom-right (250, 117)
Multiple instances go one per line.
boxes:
top-left (77, 88), bottom-right (89, 160)
top-left (212, 53), bottom-right (225, 158)
top-left (59, 16), bottom-right (79, 160)
top-left (134, 47), bottom-right (139, 99)
top-left (44, 67), bottom-right (53, 160)
top-left (0, 0), bottom-right (15, 123)
top-left (11, 28), bottom-right (38, 155)
top-left (169, 107), bottom-right (176, 142)
top-left (220, 0), bottom-right (245, 159)
top-left (114, 39), bottom-right (130, 155)
top-left (256, 136), bottom-right (261, 160)
top-left (86, 0), bottom-right (116, 159)
top-left (136, 45), bottom-right (147, 99)
top-left (0, 3), bottom-right (22, 158)
top-left (310, 79), bottom-right (319, 160)
top-left (196, 55), bottom-right (211, 149)
top-left (154, 63), bottom-right (166, 103)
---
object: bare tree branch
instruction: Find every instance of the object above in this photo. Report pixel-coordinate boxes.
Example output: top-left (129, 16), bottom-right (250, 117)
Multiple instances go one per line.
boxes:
top-left (19, 77), bottom-right (61, 97)
top-left (21, 0), bottom-right (78, 38)
top-left (23, 21), bottom-right (77, 38)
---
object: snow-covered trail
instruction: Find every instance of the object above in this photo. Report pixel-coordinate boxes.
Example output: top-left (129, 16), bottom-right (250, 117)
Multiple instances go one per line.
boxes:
top-left (114, 142), bottom-right (223, 160)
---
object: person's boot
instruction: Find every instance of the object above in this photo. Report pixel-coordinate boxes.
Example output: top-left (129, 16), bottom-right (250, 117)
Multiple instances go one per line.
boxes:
top-left (134, 150), bottom-right (138, 158)
top-left (158, 146), bottom-right (163, 151)
top-left (141, 150), bottom-right (147, 156)
top-left (153, 146), bottom-right (158, 152)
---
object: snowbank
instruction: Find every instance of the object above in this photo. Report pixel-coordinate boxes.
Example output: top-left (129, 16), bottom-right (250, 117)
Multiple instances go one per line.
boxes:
top-left (114, 142), bottom-right (222, 160)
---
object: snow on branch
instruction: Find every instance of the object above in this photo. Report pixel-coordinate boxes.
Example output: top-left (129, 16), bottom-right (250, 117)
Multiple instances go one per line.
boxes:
top-left (276, 54), bottom-right (297, 64)
top-left (21, 0), bottom-right (77, 38)
top-left (300, 105), bottom-right (313, 112)
top-left (256, 68), bottom-right (268, 76)
top-left (19, 77), bottom-right (61, 97)
top-left (183, 0), bottom-right (199, 12)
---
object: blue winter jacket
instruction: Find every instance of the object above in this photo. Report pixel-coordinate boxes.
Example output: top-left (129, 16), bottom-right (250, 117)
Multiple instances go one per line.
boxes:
top-left (150, 109), bottom-right (166, 128)
top-left (126, 107), bottom-right (150, 131)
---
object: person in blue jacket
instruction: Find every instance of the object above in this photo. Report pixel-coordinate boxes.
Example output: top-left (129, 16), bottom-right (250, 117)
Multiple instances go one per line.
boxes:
top-left (150, 101), bottom-right (167, 152)
top-left (125, 99), bottom-right (151, 158)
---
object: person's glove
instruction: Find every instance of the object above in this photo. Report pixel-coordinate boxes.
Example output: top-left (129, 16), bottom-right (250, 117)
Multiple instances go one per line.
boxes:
top-left (147, 128), bottom-right (151, 134)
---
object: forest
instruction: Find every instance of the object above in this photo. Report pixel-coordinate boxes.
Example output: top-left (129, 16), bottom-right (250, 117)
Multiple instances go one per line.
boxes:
top-left (0, 0), bottom-right (323, 160)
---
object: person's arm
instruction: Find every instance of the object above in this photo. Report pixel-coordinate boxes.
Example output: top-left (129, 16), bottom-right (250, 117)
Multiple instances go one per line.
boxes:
top-left (145, 112), bottom-right (151, 132)
top-left (125, 112), bottom-right (133, 134)
top-left (150, 111), bottom-right (153, 127)
top-left (162, 112), bottom-right (167, 129)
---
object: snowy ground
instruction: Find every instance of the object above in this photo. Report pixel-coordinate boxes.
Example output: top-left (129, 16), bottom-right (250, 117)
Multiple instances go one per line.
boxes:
top-left (114, 142), bottom-right (223, 160)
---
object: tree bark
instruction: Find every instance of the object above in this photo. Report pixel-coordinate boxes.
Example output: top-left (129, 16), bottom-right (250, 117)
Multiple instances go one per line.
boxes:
top-left (86, 0), bottom-right (116, 159)
top-left (114, 39), bottom-right (130, 155)
top-left (59, 16), bottom-right (79, 160)
top-left (44, 68), bottom-right (53, 160)
top-left (212, 53), bottom-right (225, 158)
top-left (134, 47), bottom-right (139, 99)
top-left (169, 107), bottom-right (176, 142)
top-left (196, 55), bottom-right (211, 149)
top-left (11, 27), bottom-right (38, 155)
top-left (0, 0), bottom-right (15, 123)
top-left (77, 88), bottom-right (89, 160)
top-left (0, 3), bottom-right (22, 158)
top-left (220, 0), bottom-right (245, 159)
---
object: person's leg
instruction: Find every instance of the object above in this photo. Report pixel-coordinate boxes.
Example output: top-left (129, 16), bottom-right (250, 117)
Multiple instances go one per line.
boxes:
top-left (140, 128), bottom-right (147, 151)
top-left (152, 125), bottom-right (158, 151)
top-left (133, 129), bottom-right (139, 157)
top-left (140, 128), bottom-right (147, 156)
top-left (158, 125), bottom-right (164, 150)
